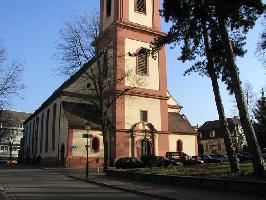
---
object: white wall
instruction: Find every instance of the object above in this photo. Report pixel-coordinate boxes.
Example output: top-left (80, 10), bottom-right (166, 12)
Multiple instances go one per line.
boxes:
top-left (24, 97), bottom-right (64, 159)
top-left (71, 129), bottom-right (103, 158)
top-left (125, 38), bottom-right (159, 90)
top-left (168, 134), bottom-right (197, 156)
top-left (128, 0), bottom-right (153, 27)
top-left (124, 95), bottom-right (161, 131)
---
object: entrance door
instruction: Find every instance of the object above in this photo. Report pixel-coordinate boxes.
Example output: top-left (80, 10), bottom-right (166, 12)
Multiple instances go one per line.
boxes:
top-left (60, 143), bottom-right (65, 166)
top-left (140, 139), bottom-right (151, 157)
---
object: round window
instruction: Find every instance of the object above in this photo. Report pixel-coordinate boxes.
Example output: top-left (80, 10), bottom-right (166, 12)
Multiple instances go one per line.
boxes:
top-left (91, 137), bottom-right (100, 153)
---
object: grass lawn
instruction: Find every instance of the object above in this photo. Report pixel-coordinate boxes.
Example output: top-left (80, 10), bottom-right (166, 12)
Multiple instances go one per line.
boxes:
top-left (121, 162), bottom-right (266, 180)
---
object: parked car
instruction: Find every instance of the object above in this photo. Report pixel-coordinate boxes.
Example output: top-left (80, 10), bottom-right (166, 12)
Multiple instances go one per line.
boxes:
top-left (7, 160), bottom-right (17, 164)
top-left (237, 153), bottom-right (252, 162)
top-left (141, 155), bottom-right (182, 167)
top-left (210, 154), bottom-right (240, 162)
top-left (166, 152), bottom-right (204, 165)
top-left (198, 155), bottom-right (222, 163)
top-left (115, 157), bottom-right (143, 169)
top-left (0, 160), bottom-right (7, 165)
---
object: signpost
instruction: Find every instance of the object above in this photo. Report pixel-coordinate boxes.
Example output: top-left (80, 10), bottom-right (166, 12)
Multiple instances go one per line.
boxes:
top-left (83, 126), bottom-right (93, 179)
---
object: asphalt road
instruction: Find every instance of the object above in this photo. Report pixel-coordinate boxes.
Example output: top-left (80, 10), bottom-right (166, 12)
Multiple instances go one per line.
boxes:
top-left (0, 168), bottom-right (156, 200)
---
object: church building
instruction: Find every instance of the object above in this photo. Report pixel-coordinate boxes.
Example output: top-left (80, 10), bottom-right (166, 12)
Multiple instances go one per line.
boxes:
top-left (22, 0), bottom-right (198, 168)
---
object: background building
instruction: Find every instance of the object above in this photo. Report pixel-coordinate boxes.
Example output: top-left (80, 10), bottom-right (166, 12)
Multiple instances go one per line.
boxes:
top-left (0, 110), bottom-right (31, 160)
top-left (198, 117), bottom-right (246, 155)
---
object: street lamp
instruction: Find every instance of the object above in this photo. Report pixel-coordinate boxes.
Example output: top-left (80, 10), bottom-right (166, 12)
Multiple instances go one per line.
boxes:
top-left (83, 125), bottom-right (92, 178)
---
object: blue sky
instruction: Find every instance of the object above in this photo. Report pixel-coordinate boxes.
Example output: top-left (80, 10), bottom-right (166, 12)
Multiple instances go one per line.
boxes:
top-left (0, 0), bottom-right (265, 126)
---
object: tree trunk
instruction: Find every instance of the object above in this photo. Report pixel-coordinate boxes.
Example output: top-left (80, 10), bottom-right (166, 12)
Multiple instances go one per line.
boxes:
top-left (208, 66), bottom-right (240, 172)
top-left (9, 143), bottom-right (13, 160)
top-left (101, 114), bottom-right (109, 172)
top-left (218, 18), bottom-right (266, 177)
top-left (102, 130), bottom-right (109, 172)
top-left (201, 14), bottom-right (240, 173)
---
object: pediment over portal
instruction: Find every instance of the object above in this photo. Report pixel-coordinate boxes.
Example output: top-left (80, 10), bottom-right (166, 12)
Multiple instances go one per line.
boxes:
top-left (130, 122), bottom-right (157, 133)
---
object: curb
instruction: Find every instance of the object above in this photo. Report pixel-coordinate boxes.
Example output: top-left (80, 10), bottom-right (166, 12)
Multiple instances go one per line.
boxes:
top-left (107, 170), bottom-right (266, 196)
top-left (65, 174), bottom-right (180, 200)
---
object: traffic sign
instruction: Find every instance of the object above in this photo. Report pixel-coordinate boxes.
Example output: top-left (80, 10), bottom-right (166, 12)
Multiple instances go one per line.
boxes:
top-left (82, 134), bottom-right (93, 138)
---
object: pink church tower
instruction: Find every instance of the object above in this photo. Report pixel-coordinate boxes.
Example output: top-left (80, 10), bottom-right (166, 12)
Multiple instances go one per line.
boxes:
top-left (99, 0), bottom-right (169, 162)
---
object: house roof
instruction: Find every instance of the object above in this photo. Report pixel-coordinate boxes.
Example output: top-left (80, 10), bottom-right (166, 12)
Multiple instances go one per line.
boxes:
top-left (168, 112), bottom-right (197, 134)
top-left (24, 59), bottom-right (95, 124)
top-left (0, 110), bottom-right (31, 125)
top-left (167, 91), bottom-right (183, 109)
top-left (199, 118), bottom-right (241, 131)
top-left (62, 101), bottom-right (101, 130)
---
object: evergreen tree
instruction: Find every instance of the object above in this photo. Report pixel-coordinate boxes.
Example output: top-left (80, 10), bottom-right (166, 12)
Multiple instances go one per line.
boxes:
top-left (153, 0), bottom-right (240, 173)
top-left (253, 90), bottom-right (266, 149)
top-left (213, 0), bottom-right (266, 177)
top-left (157, 0), bottom-right (266, 176)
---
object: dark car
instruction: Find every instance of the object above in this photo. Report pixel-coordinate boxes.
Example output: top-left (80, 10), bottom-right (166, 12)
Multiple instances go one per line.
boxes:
top-left (115, 157), bottom-right (143, 169)
top-left (199, 155), bottom-right (222, 163)
top-left (237, 153), bottom-right (252, 162)
top-left (166, 152), bottom-right (203, 165)
top-left (210, 154), bottom-right (240, 162)
top-left (209, 154), bottom-right (229, 162)
top-left (168, 158), bottom-right (183, 167)
top-left (0, 160), bottom-right (7, 165)
top-left (141, 155), bottom-right (182, 167)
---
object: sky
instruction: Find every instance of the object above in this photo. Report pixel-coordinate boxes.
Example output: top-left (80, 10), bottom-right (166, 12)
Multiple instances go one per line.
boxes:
top-left (0, 0), bottom-right (265, 126)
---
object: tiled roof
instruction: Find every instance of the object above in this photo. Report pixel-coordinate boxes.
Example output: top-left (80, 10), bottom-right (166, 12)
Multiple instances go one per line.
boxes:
top-left (62, 101), bottom-right (101, 129)
top-left (199, 118), bottom-right (241, 130)
top-left (0, 110), bottom-right (31, 125)
top-left (24, 59), bottom-right (95, 124)
top-left (168, 112), bottom-right (197, 134)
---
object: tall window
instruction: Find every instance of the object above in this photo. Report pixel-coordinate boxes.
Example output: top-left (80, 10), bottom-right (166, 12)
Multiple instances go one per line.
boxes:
top-left (31, 120), bottom-right (35, 155)
top-left (106, 0), bottom-right (112, 17)
top-left (40, 113), bottom-right (44, 153)
top-left (45, 109), bottom-right (50, 152)
top-left (103, 52), bottom-right (108, 77)
top-left (140, 110), bottom-right (148, 122)
top-left (35, 117), bottom-right (39, 154)
top-left (176, 140), bottom-right (183, 152)
top-left (52, 104), bottom-right (57, 151)
top-left (135, 0), bottom-right (146, 13)
top-left (210, 130), bottom-right (215, 137)
top-left (137, 49), bottom-right (148, 75)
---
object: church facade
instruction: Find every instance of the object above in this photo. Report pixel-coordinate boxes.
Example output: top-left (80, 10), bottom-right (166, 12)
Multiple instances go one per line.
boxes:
top-left (22, 0), bottom-right (198, 168)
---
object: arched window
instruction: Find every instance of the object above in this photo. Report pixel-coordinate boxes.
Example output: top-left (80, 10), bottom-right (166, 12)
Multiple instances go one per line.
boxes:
top-left (40, 113), bottom-right (44, 153)
top-left (103, 52), bottom-right (108, 77)
top-left (176, 140), bottom-right (183, 152)
top-left (135, 0), bottom-right (146, 14)
top-left (45, 109), bottom-right (50, 152)
top-left (91, 137), bottom-right (100, 153)
top-left (52, 104), bottom-right (57, 151)
top-left (136, 48), bottom-right (148, 75)
top-left (106, 0), bottom-right (112, 17)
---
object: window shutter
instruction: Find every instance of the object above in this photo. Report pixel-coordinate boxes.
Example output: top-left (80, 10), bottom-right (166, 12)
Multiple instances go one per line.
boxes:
top-left (137, 53), bottom-right (148, 75)
top-left (136, 0), bottom-right (146, 13)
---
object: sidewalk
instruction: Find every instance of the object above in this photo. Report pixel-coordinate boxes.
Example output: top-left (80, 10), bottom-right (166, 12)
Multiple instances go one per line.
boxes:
top-left (46, 168), bottom-right (263, 200)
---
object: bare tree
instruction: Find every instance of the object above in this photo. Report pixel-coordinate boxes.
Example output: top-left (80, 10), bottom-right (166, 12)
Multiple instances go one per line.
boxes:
top-left (56, 12), bottom-right (144, 171)
top-left (257, 14), bottom-right (266, 67)
top-left (55, 11), bottom-right (100, 76)
top-left (231, 81), bottom-right (258, 120)
top-left (0, 43), bottom-right (24, 109)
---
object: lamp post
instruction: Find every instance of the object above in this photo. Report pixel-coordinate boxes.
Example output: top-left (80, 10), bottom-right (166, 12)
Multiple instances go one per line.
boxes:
top-left (84, 125), bottom-right (91, 179)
